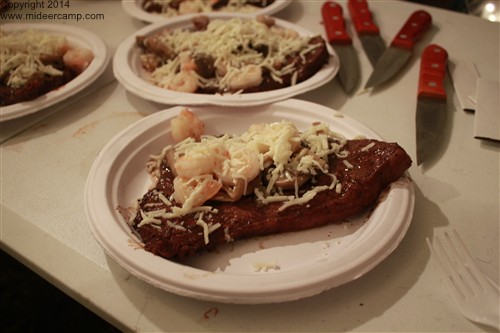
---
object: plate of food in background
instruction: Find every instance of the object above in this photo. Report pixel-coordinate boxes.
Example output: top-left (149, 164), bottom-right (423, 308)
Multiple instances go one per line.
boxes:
top-left (0, 23), bottom-right (109, 122)
top-left (122, 0), bottom-right (292, 23)
top-left (113, 13), bottom-right (338, 107)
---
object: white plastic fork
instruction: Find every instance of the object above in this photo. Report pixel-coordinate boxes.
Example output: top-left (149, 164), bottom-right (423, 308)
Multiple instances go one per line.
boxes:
top-left (426, 229), bottom-right (500, 329)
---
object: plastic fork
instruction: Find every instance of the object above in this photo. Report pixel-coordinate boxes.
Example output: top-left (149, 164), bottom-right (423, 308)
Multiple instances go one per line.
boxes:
top-left (426, 229), bottom-right (500, 329)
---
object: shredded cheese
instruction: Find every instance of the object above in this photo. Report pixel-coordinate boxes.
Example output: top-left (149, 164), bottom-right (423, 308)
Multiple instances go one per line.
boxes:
top-left (342, 160), bottom-right (354, 170)
top-left (277, 185), bottom-right (331, 211)
top-left (137, 209), bottom-right (166, 227)
top-left (157, 191), bottom-right (172, 206)
top-left (360, 142), bottom-right (376, 152)
top-left (195, 212), bottom-right (221, 244)
top-left (166, 221), bottom-right (187, 231)
top-left (144, 0), bottom-right (271, 17)
top-left (223, 227), bottom-right (234, 242)
top-left (167, 119), bottom-right (348, 214)
top-left (0, 29), bottom-right (69, 88)
top-left (141, 17), bottom-right (321, 92)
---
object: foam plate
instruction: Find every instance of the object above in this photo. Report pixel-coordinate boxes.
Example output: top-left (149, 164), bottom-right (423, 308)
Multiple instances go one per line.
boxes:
top-left (0, 23), bottom-right (109, 122)
top-left (113, 14), bottom-right (339, 107)
top-left (85, 99), bottom-right (415, 304)
top-left (122, 0), bottom-right (292, 23)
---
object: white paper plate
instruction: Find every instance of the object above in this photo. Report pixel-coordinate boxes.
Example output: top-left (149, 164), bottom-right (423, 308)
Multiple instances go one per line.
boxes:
top-left (0, 23), bottom-right (109, 122)
top-left (122, 0), bottom-right (292, 23)
top-left (113, 14), bottom-right (339, 107)
top-left (85, 99), bottom-right (414, 304)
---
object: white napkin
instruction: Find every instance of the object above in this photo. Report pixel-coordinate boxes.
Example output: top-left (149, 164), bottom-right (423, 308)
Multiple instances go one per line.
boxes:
top-left (474, 78), bottom-right (500, 141)
top-left (449, 59), bottom-right (499, 142)
top-left (450, 59), bottom-right (480, 112)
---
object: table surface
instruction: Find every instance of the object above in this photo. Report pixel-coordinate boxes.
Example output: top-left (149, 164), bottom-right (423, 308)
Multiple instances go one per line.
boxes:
top-left (1, 1), bottom-right (499, 332)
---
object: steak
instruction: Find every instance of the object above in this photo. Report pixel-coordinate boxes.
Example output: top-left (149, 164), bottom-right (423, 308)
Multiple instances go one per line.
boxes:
top-left (0, 61), bottom-right (78, 107)
top-left (129, 139), bottom-right (412, 259)
top-left (239, 36), bottom-right (329, 94)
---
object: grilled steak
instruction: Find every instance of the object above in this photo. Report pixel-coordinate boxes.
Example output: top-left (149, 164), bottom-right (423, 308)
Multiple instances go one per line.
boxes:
top-left (129, 139), bottom-right (412, 259)
top-left (0, 66), bottom-right (77, 107)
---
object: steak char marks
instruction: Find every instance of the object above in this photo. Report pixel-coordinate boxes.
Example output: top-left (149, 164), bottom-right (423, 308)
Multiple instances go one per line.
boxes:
top-left (131, 139), bottom-right (412, 259)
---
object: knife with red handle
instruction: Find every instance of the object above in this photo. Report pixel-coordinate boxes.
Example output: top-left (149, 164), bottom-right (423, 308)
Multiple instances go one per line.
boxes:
top-left (365, 10), bottom-right (432, 89)
top-left (418, 44), bottom-right (448, 99)
top-left (322, 1), bottom-right (353, 45)
top-left (322, 1), bottom-right (360, 93)
top-left (392, 10), bottom-right (433, 50)
top-left (347, 0), bottom-right (385, 66)
top-left (416, 44), bottom-right (449, 165)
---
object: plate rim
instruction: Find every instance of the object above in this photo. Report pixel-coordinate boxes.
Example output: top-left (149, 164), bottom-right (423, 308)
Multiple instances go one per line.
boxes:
top-left (0, 23), bottom-right (109, 122)
top-left (84, 99), bottom-right (415, 304)
top-left (112, 14), bottom-right (339, 107)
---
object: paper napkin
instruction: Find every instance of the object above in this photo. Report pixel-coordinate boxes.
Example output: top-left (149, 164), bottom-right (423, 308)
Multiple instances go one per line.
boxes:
top-left (473, 78), bottom-right (500, 141)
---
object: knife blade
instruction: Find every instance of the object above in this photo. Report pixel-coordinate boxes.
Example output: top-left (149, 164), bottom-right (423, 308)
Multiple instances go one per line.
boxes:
top-left (321, 1), bottom-right (360, 94)
top-left (416, 44), bottom-right (448, 165)
top-left (365, 10), bottom-right (432, 89)
top-left (347, 0), bottom-right (386, 67)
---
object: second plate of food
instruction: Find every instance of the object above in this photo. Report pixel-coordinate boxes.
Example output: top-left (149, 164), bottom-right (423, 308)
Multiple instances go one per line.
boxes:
top-left (113, 13), bottom-right (339, 107)
top-left (1, 23), bottom-right (109, 122)
top-left (122, 0), bottom-right (292, 23)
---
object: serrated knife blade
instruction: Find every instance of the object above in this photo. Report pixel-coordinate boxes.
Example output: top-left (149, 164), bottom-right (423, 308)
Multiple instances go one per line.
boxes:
top-left (416, 44), bottom-right (449, 165)
top-left (365, 10), bottom-right (432, 89)
top-left (321, 1), bottom-right (360, 94)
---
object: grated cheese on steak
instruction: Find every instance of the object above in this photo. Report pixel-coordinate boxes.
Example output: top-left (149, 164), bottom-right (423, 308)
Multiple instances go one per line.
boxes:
top-left (136, 15), bottom-right (329, 94)
top-left (142, 0), bottom-right (277, 17)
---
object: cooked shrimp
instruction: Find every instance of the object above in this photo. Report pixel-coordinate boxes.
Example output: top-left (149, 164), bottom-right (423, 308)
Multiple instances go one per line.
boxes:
top-left (170, 108), bottom-right (205, 143)
top-left (174, 152), bottom-right (217, 179)
top-left (215, 146), bottom-right (261, 185)
top-left (173, 175), bottom-right (222, 208)
top-left (179, 51), bottom-right (197, 71)
top-left (270, 26), bottom-right (299, 39)
top-left (56, 40), bottom-right (71, 55)
top-left (182, 62), bottom-right (197, 71)
top-left (215, 61), bottom-right (228, 77)
top-left (62, 47), bottom-right (94, 74)
top-left (227, 64), bottom-right (263, 91)
top-left (256, 15), bottom-right (275, 28)
top-left (168, 70), bottom-right (199, 93)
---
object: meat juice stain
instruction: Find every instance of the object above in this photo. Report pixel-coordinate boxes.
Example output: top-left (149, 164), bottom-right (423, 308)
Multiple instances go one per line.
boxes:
top-left (203, 307), bottom-right (219, 319)
top-left (76, 120), bottom-right (101, 137)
